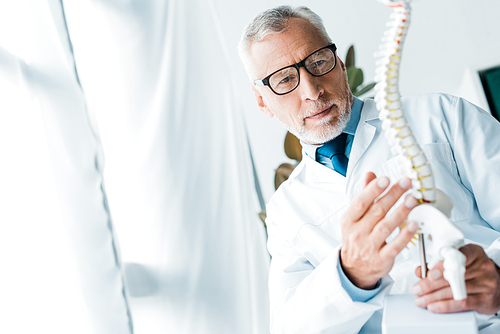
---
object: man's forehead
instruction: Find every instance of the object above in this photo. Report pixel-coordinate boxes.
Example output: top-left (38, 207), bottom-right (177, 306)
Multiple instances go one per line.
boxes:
top-left (249, 18), bottom-right (330, 79)
top-left (252, 40), bottom-right (309, 73)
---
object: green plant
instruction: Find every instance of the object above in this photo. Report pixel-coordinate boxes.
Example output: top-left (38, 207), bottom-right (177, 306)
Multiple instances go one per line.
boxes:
top-left (345, 45), bottom-right (376, 98)
top-left (274, 132), bottom-right (302, 190)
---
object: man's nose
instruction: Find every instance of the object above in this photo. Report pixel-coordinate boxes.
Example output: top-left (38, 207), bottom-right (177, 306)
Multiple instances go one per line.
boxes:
top-left (298, 67), bottom-right (324, 101)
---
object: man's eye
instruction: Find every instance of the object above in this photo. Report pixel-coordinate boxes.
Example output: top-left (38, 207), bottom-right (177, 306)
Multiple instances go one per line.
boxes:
top-left (279, 77), bottom-right (291, 84)
top-left (278, 75), bottom-right (296, 85)
top-left (313, 60), bottom-right (325, 67)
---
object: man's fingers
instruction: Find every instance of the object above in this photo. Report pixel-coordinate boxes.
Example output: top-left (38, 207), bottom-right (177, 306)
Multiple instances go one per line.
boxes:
top-left (366, 178), bottom-right (413, 221)
top-left (415, 264), bottom-right (431, 279)
top-left (428, 262), bottom-right (444, 281)
top-left (412, 271), bottom-right (450, 296)
top-left (426, 298), bottom-right (471, 314)
top-left (459, 244), bottom-right (484, 267)
top-left (412, 245), bottom-right (500, 315)
top-left (369, 195), bottom-right (419, 246)
top-left (363, 172), bottom-right (377, 188)
top-left (414, 286), bottom-right (454, 308)
top-left (415, 265), bottom-right (422, 279)
top-left (379, 221), bottom-right (418, 261)
top-left (346, 176), bottom-right (390, 222)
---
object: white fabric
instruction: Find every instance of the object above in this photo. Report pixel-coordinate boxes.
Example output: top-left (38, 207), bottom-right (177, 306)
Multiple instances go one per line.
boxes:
top-left (0, 0), bottom-right (269, 333)
top-left (0, 17), bottom-right (96, 334)
top-left (0, 1), bottom-right (133, 333)
top-left (266, 94), bottom-right (500, 334)
top-left (58, 0), bottom-right (270, 333)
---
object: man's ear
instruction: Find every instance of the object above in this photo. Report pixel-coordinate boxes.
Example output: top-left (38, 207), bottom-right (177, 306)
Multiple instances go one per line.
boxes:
top-left (252, 86), bottom-right (274, 118)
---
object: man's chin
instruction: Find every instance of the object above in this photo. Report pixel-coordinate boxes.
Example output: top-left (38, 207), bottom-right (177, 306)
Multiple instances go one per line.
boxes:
top-left (298, 127), bottom-right (342, 145)
top-left (299, 115), bottom-right (350, 144)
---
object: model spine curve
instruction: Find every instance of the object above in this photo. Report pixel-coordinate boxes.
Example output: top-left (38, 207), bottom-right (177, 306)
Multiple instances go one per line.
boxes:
top-left (374, 0), bottom-right (467, 301)
top-left (374, 0), bottom-right (436, 203)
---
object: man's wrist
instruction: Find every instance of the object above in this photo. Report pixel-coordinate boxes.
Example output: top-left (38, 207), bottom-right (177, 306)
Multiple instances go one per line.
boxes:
top-left (337, 260), bottom-right (382, 302)
top-left (339, 254), bottom-right (379, 290)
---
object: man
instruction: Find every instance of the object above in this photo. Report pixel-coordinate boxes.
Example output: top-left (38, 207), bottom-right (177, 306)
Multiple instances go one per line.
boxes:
top-left (238, 5), bottom-right (500, 334)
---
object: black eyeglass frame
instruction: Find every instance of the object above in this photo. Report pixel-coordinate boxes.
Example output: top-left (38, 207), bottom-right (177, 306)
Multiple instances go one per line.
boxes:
top-left (253, 43), bottom-right (338, 96)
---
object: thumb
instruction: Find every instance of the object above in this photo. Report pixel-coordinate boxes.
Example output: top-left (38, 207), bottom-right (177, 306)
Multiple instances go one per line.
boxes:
top-left (364, 172), bottom-right (377, 188)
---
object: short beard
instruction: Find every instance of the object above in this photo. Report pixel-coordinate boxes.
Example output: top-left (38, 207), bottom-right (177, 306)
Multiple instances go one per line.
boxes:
top-left (293, 94), bottom-right (353, 145)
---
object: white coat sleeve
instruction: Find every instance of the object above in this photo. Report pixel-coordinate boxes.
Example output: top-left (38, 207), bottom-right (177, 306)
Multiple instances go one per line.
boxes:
top-left (266, 216), bottom-right (394, 334)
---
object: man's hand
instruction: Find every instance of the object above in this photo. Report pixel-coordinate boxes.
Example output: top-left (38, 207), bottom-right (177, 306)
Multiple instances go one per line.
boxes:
top-left (412, 244), bottom-right (500, 315)
top-left (340, 172), bottom-right (419, 289)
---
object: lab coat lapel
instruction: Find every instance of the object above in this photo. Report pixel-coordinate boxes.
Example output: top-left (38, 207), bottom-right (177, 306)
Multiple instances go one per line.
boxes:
top-left (289, 100), bottom-right (382, 265)
top-left (290, 156), bottom-right (347, 266)
top-left (347, 99), bottom-right (379, 181)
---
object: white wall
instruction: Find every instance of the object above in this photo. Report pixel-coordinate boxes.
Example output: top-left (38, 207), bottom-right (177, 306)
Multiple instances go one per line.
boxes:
top-left (214, 0), bottom-right (500, 203)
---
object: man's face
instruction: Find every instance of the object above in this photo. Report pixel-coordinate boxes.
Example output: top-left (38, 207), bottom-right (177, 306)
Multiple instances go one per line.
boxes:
top-left (249, 18), bottom-right (353, 145)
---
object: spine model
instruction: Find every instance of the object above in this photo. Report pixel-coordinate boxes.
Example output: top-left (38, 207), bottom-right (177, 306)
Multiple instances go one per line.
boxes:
top-left (374, 0), bottom-right (467, 301)
top-left (374, 1), bottom-right (434, 202)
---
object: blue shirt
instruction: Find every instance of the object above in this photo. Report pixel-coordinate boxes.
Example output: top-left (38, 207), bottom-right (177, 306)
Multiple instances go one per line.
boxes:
top-left (301, 97), bottom-right (381, 302)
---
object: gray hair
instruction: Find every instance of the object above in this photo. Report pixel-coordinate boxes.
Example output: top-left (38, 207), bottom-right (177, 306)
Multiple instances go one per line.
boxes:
top-left (238, 5), bottom-right (332, 81)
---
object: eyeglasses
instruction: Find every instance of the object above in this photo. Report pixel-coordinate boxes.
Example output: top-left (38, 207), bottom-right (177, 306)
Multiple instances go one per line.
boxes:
top-left (254, 44), bottom-right (337, 95)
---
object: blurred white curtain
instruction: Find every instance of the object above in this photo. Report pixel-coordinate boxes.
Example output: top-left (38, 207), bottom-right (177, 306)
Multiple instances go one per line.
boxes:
top-left (0, 1), bottom-right (132, 333)
top-left (1, 0), bottom-right (269, 333)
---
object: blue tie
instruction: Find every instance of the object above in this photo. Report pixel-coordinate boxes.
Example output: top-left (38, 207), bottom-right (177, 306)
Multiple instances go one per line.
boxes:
top-left (316, 133), bottom-right (349, 176)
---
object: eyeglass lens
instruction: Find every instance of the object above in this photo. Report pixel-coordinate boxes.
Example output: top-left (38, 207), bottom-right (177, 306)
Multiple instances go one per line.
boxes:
top-left (269, 47), bottom-right (336, 94)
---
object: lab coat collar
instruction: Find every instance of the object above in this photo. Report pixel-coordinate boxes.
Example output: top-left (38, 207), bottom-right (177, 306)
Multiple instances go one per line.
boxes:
top-left (348, 99), bottom-right (378, 177)
top-left (359, 98), bottom-right (380, 123)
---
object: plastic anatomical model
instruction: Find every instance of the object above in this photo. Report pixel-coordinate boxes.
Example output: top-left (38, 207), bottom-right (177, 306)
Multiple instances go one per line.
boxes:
top-left (374, 0), bottom-right (467, 300)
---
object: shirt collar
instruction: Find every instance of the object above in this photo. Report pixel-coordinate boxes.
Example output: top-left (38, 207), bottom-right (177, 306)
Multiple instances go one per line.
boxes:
top-left (344, 96), bottom-right (363, 136)
top-left (300, 96), bottom-right (364, 158)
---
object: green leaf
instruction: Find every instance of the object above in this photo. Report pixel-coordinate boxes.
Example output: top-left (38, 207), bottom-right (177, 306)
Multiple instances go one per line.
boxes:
top-left (284, 131), bottom-right (302, 162)
top-left (258, 210), bottom-right (267, 230)
top-left (345, 45), bottom-right (355, 68)
top-left (355, 82), bottom-right (376, 97)
top-left (274, 163), bottom-right (295, 190)
top-left (347, 66), bottom-right (364, 94)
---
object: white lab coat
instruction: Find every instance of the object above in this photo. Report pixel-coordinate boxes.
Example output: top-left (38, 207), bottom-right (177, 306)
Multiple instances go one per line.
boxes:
top-left (266, 93), bottom-right (500, 334)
